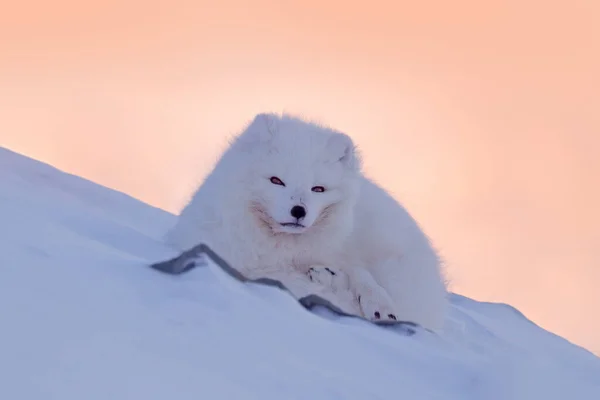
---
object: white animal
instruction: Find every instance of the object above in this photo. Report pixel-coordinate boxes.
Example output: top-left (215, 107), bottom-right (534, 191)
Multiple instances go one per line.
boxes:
top-left (165, 113), bottom-right (448, 332)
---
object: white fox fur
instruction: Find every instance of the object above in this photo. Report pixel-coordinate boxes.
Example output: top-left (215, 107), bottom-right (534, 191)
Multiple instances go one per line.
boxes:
top-left (165, 113), bottom-right (448, 331)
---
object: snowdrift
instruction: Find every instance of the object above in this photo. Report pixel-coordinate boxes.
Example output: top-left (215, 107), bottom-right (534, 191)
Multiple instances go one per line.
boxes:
top-left (1, 146), bottom-right (599, 400)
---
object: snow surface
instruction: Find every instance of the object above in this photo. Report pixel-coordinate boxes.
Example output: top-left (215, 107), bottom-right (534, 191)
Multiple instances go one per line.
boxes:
top-left (1, 146), bottom-right (599, 400)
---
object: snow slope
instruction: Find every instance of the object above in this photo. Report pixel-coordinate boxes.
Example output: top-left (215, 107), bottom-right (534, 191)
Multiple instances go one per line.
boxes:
top-left (1, 146), bottom-right (599, 400)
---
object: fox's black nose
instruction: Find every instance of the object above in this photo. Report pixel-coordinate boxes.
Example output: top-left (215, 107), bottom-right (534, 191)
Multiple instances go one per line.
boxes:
top-left (290, 205), bottom-right (306, 219)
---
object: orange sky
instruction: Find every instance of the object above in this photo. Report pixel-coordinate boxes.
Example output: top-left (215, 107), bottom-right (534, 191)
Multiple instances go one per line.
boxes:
top-left (1, 0), bottom-right (599, 354)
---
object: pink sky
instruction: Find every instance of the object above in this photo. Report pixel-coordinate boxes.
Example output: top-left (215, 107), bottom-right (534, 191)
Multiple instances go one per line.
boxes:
top-left (1, 0), bottom-right (599, 354)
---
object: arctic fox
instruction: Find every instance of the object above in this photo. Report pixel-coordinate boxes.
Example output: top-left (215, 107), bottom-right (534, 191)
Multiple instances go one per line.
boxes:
top-left (165, 113), bottom-right (447, 332)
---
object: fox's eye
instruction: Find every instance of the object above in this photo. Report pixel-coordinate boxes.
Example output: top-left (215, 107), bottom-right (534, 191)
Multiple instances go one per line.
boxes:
top-left (311, 186), bottom-right (325, 193)
top-left (270, 176), bottom-right (285, 186)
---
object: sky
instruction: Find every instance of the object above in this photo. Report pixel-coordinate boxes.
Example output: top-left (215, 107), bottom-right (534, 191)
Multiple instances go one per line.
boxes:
top-left (1, 0), bottom-right (599, 354)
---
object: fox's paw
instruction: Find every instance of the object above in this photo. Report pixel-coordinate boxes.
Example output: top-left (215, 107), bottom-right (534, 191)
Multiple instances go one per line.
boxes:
top-left (307, 265), bottom-right (349, 292)
top-left (358, 290), bottom-right (398, 322)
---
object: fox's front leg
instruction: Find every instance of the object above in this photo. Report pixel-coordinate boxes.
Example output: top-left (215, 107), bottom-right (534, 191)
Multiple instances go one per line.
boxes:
top-left (257, 269), bottom-right (323, 299)
top-left (307, 265), bottom-right (397, 321)
top-left (307, 265), bottom-right (350, 293)
top-left (350, 268), bottom-right (398, 322)
top-left (306, 265), bottom-right (360, 315)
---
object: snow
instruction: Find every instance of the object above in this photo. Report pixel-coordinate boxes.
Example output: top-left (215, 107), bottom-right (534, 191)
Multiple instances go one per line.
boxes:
top-left (0, 146), bottom-right (599, 400)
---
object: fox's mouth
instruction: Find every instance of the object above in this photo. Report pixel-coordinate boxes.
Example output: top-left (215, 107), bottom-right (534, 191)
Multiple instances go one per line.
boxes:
top-left (278, 222), bottom-right (307, 234)
top-left (280, 222), bottom-right (305, 228)
top-left (248, 201), bottom-right (309, 234)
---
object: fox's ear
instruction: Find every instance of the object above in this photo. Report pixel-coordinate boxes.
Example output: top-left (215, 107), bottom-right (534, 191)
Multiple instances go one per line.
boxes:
top-left (325, 133), bottom-right (359, 170)
top-left (239, 113), bottom-right (279, 145)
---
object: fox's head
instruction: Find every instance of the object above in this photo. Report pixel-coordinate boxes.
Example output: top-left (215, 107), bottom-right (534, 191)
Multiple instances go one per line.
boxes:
top-left (230, 113), bottom-right (362, 235)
